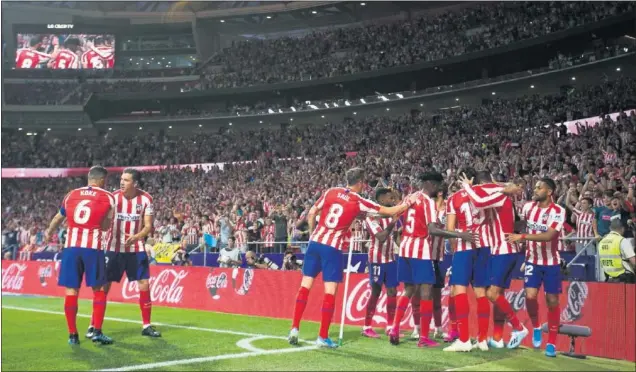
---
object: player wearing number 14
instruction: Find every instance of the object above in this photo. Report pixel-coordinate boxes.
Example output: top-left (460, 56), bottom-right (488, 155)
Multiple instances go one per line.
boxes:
top-left (288, 168), bottom-right (414, 348)
top-left (44, 166), bottom-right (116, 346)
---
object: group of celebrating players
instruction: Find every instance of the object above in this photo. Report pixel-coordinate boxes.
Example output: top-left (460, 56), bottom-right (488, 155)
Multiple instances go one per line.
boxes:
top-left (16, 33), bottom-right (114, 69)
top-left (45, 166), bottom-right (159, 345)
top-left (289, 167), bottom-right (566, 358)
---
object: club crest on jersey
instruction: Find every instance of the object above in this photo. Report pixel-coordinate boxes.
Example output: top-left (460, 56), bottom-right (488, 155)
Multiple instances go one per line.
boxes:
top-left (136, 204), bottom-right (143, 213)
top-left (541, 214), bottom-right (549, 223)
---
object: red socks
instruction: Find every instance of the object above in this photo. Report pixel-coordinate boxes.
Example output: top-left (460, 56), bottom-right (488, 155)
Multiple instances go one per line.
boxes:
top-left (364, 294), bottom-right (380, 327)
top-left (92, 290), bottom-right (107, 330)
top-left (526, 297), bottom-right (540, 328)
top-left (386, 296), bottom-right (397, 327)
top-left (419, 300), bottom-right (433, 335)
top-left (448, 295), bottom-right (458, 333)
top-left (494, 295), bottom-right (523, 331)
top-left (411, 296), bottom-right (421, 326)
top-left (433, 292), bottom-right (442, 328)
top-left (140, 289), bottom-right (152, 327)
top-left (392, 296), bottom-right (410, 332)
top-left (454, 293), bottom-right (470, 342)
top-left (319, 294), bottom-right (335, 339)
top-left (292, 287), bottom-right (309, 329)
top-left (477, 297), bottom-right (490, 342)
top-left (547, 306), bottom-right (560, 345)
top-left (492, 306), bottom-right (506, 342)
top-left (64, 294), bottom-right (79, 334)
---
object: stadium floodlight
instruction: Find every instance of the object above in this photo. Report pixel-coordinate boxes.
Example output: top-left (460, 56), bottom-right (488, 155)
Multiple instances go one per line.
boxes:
top-left (168, 126), bottom-right (172, 129)
top-left (311, 10), bottom-right (317, 14)
top-left (492, 92), bottom-right (496, 95)
top-left (321, 115), bottom-right (325, 118)
top-left (268, 109), bottom-right (275, 113)
top-left (395, 93), bottom-right (403, 99)
top-left (531, 85), bottom-right (535, 88)
top-left (333, 103), bottom-right (339, 107)
top-left (18, 128), bottom-right (22, 131)
top-left (571, 77), bottom-right (576, 81)
top-left (616, 67), bottom-right (621, 72)
top-left (199, 124), bottom-right (202, 127)
top-left (47, 128), bottom-right (52, 131)
top-left (353, 112), bottom-right (357, 115)
top-left (324, 103), bottom-right (330, 108)
top-left (379, 95), bottom-right (389, 101)
top-left (229, 122), bottom-right (232, 126)
top-left (455, 98), bottom-right (459, 102)
top-left (259, 121), bottom-right (263, 124)
top-left (139, 127), bottom-right (143, 130)
top-left (278, 109), bottom-right (283, 113)
top-left (309, 105), bottom-right (319, 109)
top-left (291, 107), bottom-right (296, 112)
top-left (220, 20), bottom-right (225, 23)
top-left (266, 15), bottom-right (272, 19)
top-left (360, 99), bottom-right (366, 104)
top-left (345, 100), bottom-right (351, 106)
top-left (360, 2), bottom-right (366, 5)
top-left (78, 128), bottom-right (82, 131)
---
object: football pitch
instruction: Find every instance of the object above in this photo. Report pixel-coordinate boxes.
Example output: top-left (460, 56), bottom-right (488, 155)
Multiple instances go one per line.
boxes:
top-left (1, 295), bottom-right (634, 371)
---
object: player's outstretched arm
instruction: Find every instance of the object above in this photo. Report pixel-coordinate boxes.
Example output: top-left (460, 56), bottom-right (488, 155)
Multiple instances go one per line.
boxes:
top-left (428, 223), bottom-right (478, 244)
top-left (445, 213), bottom-right (459, 253)
top-left (506, 227), bottom-right (559, 243)
top-left (366, 217), bottom-right (399, 244)
top-left (45, 212), bottom-right (66, 242)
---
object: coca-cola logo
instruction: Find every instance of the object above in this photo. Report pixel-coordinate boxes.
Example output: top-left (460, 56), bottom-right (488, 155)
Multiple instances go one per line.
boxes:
top-left (206, 271), bottom-right (228, 300)
top-left (38, 265), bottom-right (54, 287)
top-left (2, 263), bottom-right (27, 291)
top-left (561, 281), bottom-right (588, 323)
top-left (345, 279), bottom-right (452, 330)
top-left (232, 268), bottom-right (254, 296)
top-left (122, 269), bottom-right (187, 304)
top-left (505, 287), bottom-right (527, 313)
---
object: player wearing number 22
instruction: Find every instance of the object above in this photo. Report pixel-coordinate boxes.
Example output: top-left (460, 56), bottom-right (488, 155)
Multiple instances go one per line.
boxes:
top-left (44, 166), bottom-right (116, 346)
top-left (389, 172), bottom-right (477, 348)
top-left (86, 168), bottom-right (161, 339)
top-left (288, 168), bottom-right (414, 348)
top-left (506, 177), bottom-right (566, 358)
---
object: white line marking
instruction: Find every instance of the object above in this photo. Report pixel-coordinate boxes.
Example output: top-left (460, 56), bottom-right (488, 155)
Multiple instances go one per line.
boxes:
top-left (1, 305), bottom-right (312, 343)
top-left (235, 336), bottom-right (268, 352)
top-left (98, 345), bottom-right (319, 371)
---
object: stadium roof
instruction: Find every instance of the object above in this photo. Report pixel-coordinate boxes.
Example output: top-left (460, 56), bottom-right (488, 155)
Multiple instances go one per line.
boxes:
top-left (14, 1), bottom-right (290, 13)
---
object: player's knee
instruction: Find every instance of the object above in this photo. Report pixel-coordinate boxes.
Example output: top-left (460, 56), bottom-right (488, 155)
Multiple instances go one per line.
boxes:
top-left (65, 287), bottom-right (79, 296)
top-left (137, 279), bottom-right (150, 291)
top-left (486, 286), bottom-right (500, 301)
top-left (545, 294), bottom-right (559, 308)
top-left (419, 284), bottom-right (432, 300)
top-left (323, 281), bottom-right (338, 295)
top-left (300, 276), bottom-right (314, 289)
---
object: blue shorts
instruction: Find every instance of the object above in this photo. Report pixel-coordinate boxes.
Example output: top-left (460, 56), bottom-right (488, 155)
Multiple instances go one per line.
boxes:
top-left (302, 241), bottom-right (343, 283)
top-left (488, 253), bottom-right (520, 289)
top-left (369, 261), bottom-right (399, 289)
top-left (432, 260), bottom-right (446, 289)
top-left (397, 257), bottom-right (435, 285)
top-left (58, 248), bottom-right (107, 289)
top-left (449, 247), bottom-right (490, 287)
top-left (106, 251), bottom-right (150, 283)
top-left (523, 262), bottom-right (562, 294)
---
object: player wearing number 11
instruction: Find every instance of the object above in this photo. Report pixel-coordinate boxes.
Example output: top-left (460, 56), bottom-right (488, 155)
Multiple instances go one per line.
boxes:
top-left (44, 166), bottom-right (116, 346)
top-left (288, 168), bottom-right (415, 348)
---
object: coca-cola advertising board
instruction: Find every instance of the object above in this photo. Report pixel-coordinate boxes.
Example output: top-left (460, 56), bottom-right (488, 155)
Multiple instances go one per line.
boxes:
top-left (2, 261), bottom-right (634, 361)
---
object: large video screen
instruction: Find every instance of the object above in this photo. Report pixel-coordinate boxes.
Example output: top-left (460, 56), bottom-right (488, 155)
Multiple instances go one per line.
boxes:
top-left (16, 33), bottom-right (115, 69)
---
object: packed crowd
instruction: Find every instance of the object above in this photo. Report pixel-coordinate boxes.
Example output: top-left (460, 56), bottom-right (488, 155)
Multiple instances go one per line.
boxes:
top-left (198, 1), bottom-right (631, 88)
top-left (2, 76), bottom-right (635, 258)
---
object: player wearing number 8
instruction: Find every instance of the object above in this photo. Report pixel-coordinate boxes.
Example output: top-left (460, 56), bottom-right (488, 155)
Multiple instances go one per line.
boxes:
top-left (44, 166), bottom-right (116, 346)
top-left (288, 168), bottom-right (415, 348)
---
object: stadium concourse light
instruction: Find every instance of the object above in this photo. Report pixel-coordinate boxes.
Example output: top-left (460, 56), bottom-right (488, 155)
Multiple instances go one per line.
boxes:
top-left (47, 128), bottom-right (51, 131)
top-left (259, 121), bottom-right (263, 124)
top-left (311, 10), bottom-right (317, 14)
top-left (108, 128), bottom-right (112, 131)
top-left (572, 77), bottom-right (576, 81)
top-left (345, 100), bottom-right (351, 106)
top-left (616, 67), bottom-right (621, 71)
top-left (360, 98), bottom-right (366, 104)
top-left (266, 15), bottom-right (272, 19)
top-left (531, 85), bottom-right (535, 88)
top-left (198, 124), bottom-right (202, 127)
top-left (18, 128), bottom-right (22, 131)
top-left (379, 95), bottom-right (389, 101)
top-left (291, 107), bottom-right (297, 112)
top-left (168, 126), bottom-right (172, 129)
top-left (321, 115), bottom-right (325, 118)
top-left (395, 93), bottom-right (403, 99)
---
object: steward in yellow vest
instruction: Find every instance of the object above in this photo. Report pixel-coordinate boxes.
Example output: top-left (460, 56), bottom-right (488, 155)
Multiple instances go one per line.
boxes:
top-left (598, 218), bottom-right (636, 283)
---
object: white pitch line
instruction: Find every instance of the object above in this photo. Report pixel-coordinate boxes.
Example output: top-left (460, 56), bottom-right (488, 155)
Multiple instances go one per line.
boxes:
top-left (1, 305), bottom-right (313, 344)
top-left (99, 345), bottom-right (319, 371)
top-left (235, 336), bottom-right (268, 352)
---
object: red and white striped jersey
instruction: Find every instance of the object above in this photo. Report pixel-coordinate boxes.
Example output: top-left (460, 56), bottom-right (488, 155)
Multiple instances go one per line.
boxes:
top-left (107, 189), bottom-right (154, 253)
top-left (310, 187), bottom-right (382, 251)
top-left (15, 48), bottom-right (50, 69)
top-left (62, 186), bottom-right (115, 250)
top-left (181, 223), bottom-right (200, 245)
top-left (558, 222), bottom-right (575, 252)
top-left (234, 219), bottom-right (247, 247)
top-left (462, 184), bottom-right (518, 255)
top-left (521, 201), bottom-right (566, 266)
top-left (261, 224), bottom-right (275, 248)
top-left (202, 221), bottom-right (216, 236)
top-left (572, 208), bottom-right (595, 238)
top-left (350, 220), bottom-right (365, 252)
top-left (51, 50), bottom-right (79, 69)
top-left (365, 217), bottom-right (395, 264)
top-left (446, 190), bottom-right (484, 252)
top-left (400, 192), bottom-right (437, 260)
top-left (429, 201), bottom-right (447, 261)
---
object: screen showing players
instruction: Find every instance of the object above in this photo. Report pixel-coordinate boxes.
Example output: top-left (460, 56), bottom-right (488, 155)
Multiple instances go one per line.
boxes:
top-left (15, 33), bottom-right (115, 69)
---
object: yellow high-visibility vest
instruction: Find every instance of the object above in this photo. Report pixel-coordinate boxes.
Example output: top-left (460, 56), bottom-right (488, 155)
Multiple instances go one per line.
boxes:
top-left (598, 231), bottom-right (625, 278)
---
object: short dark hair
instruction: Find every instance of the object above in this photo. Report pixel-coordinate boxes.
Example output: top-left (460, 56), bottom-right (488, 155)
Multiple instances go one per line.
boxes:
top-left (29, 35), bottom-right (42, 47)
top-left (375, 187), bottom-right (393, 201)
top-left (418, 171), bottom-right (444, 183)
top-left (603, 190), bottom-right (616, 198)
top-left (540, 177), bottom-right (557, 192)
top-left (476, 171), bottom-right (491, 185)
top-left (462, 167), bottom-right (477, 181)
top-left (64, 38), bottom-right (80, 48)
top-left (123, 168), bottom-right (141, 184)
top-left (346, 167), bottom-right (365, 186)
top-left (87, 166), bottom-right (108, 180)
top-left (581, 197), bottom-right (593, 205)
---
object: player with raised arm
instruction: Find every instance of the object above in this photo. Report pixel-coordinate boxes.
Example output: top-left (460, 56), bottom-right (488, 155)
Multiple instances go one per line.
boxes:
top-left (15, 35), bottom-right (51, 69)
top-left (458, 171), bottom-right (529, 350)
top-left (85, 168), bottom-right (160, 339)
top-left (506, 177), bottom-right (566, 358)
top-left (388, 172), bottom-right (477, 348)
top-left (288, 168), bottom-right (414, 348)
top-left (444, 167), bottom-right (492, 352)
top-left (361, 188), bottom-right (400, 338)
top-left (43, 166), bottom-right (115, 346)
top-left (49, 38), bottom-right (81, 70)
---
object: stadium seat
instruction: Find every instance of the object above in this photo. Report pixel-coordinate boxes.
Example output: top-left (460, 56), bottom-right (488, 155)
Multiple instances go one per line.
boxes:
top-left (541, 323), bottom-right (592, 359)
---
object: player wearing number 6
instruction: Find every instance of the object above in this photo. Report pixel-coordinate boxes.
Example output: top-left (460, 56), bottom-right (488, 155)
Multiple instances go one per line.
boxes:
top-left (44, 166), bottom-right (116, 346)
top-left (505, 178), bottom-right (566, 358)
top-left (288, 168), bottom-right (415, 348)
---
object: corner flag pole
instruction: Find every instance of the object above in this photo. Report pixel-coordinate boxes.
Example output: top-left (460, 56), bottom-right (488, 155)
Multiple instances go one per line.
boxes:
top-left (338, 243), bottom-right (355, 346)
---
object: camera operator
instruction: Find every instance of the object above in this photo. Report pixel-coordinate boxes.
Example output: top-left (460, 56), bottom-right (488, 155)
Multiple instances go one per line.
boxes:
top-left (171, 244), bottom-right (191, 266)
top-left (282, 250), bottom-right (302, 271)
top-left (245, 250), bottom-right (279, 270)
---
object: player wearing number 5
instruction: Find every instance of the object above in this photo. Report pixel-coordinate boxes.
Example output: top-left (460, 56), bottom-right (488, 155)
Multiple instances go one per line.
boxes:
top-left (506, 178), bottom-right (566, 358)
top-left (44, 166), bottom-right (116, 346)
top-left (288, 168), bottom-right (415, 348)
